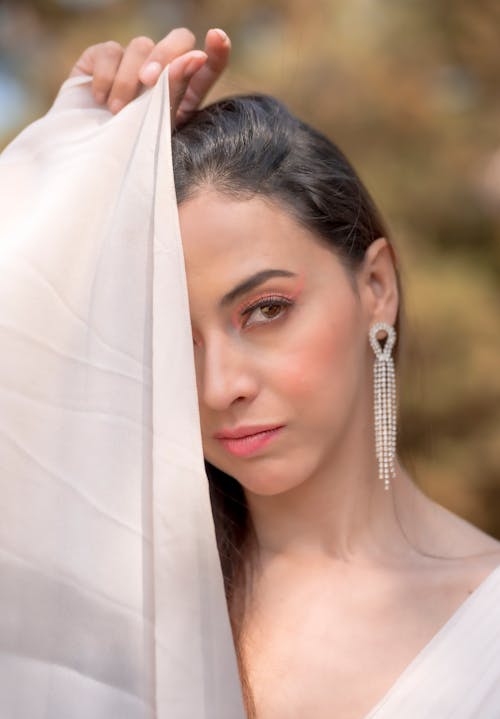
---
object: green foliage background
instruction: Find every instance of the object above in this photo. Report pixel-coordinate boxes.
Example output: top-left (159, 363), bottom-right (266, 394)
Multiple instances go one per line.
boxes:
top-left (2, 0), bottom-right (499, 537)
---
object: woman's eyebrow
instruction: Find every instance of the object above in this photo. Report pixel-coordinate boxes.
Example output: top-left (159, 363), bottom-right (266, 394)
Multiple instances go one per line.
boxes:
top-left (219, 269), bottom-right (297, 308)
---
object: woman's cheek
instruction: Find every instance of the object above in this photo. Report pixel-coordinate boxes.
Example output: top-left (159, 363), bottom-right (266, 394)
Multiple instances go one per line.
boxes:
top-left (275, 308), bottom-right (359, 400)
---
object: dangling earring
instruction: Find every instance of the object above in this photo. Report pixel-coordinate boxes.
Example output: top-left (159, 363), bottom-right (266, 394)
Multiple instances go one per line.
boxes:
top-left (369, 321), bottom-right (397, 491)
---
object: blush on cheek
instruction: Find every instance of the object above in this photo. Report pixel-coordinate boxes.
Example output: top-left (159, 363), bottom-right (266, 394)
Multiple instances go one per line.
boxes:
top-left (280, 304), bottom-right (360, 399)
top-left (277, 353), bottom-right (317, 396)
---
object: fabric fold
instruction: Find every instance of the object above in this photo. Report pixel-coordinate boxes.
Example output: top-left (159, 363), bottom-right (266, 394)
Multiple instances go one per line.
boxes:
top-left (0, 68), bottom-right (245, 718)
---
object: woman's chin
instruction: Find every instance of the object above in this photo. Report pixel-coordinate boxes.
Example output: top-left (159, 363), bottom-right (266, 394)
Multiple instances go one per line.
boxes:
top-left (225, 464), bottom-right (307, 498)
top-left (243, 480), bottom-right (302, 498)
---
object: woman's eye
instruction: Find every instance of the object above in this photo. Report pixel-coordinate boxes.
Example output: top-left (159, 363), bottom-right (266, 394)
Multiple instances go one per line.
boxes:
top-left (260, 304), bottom-right (282, 318)
top-left (242, 297), bottom-right (292, 328)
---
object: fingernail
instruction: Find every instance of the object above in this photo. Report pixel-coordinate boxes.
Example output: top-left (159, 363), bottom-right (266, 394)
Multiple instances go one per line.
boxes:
top-left (212, 28), bottom-right (228, 43)
top-left (140, 61), bottom-right (162, 84)
top-left (109, 99), bottom-right (124, 114)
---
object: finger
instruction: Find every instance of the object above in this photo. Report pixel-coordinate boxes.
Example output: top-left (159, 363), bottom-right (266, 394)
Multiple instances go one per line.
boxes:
top-left (68, 43), bottom-right (120, 79)
top-left (90, 41), bottom-right (125, 104)
top-left (167, 50), bottom-right (208, 126)
top-left (175, 28), bottom-right (231, 125)
top-left (106, 35), bottom-right (155, 113)
top-left (138, 27), bottom-right (196, 86)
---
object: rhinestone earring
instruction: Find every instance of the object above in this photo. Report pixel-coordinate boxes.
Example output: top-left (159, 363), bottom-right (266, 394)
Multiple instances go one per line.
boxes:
top-left (369, 322), bottom-right (397, 491)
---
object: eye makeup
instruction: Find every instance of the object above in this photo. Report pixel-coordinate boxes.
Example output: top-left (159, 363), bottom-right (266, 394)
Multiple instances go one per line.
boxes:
top-left (231, 275), bottom-right (306, 329)
top-left (240, 294), bottom-right (295, 328)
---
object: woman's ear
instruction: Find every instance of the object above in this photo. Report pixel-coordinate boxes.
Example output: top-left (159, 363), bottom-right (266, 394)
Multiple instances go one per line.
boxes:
top-left (356, 237), bottom-right (399, 326)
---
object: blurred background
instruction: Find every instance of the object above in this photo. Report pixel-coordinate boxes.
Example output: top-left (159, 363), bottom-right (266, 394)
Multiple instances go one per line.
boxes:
top-left (1, 0), bottom-right (499, 539)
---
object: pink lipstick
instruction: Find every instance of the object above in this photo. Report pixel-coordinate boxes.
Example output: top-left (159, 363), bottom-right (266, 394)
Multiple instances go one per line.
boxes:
top-left (214, 425), bottom-right (284, 458)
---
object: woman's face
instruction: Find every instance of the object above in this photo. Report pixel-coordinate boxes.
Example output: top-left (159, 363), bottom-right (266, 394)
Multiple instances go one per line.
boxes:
top-left (178, 189), bottom-right (385, 497)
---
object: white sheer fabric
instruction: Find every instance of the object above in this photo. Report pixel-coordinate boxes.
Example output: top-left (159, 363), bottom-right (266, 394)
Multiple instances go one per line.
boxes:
top-left (0, 69), bottom-right (245, 718)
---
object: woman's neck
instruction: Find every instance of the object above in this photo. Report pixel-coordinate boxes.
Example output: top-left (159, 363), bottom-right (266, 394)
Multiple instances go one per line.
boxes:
top-left (244, 447), bottom-right (427, 568)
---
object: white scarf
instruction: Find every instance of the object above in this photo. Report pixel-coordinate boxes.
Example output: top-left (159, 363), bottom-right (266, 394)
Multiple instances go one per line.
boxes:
top-left (0, 68), bottom-right (245, 719)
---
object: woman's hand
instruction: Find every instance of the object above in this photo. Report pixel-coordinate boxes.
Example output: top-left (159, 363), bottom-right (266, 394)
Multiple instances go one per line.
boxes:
top-left (68, 27), bottom-right (231, 127)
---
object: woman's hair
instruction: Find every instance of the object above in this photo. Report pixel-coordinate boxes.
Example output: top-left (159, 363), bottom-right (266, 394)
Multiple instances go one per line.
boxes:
top-left (171, 94), bottom-right (403, 715)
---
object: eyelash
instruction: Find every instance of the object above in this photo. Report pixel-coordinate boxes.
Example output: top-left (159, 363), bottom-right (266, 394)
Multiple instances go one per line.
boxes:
top-left (240, 294), bottom-right (294, 328)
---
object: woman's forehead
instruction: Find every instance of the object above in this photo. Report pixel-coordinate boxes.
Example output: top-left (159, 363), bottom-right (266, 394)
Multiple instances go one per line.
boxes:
top-left (177, 190), bottom-right (350, 310)
top-left (178, 190), bottom-right (336, 269)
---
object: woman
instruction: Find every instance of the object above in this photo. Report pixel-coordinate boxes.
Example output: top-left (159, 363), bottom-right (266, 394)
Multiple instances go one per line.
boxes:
top-left (69, 29), bottom-right (500, 718)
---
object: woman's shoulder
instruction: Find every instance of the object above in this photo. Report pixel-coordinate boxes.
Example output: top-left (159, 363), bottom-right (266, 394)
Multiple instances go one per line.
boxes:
top-left (421, 488), bottom-right (500, 555)
top-left (426, 496), bottom-right (500, 597)
top-left (413, 488), bottom-right (500, 594)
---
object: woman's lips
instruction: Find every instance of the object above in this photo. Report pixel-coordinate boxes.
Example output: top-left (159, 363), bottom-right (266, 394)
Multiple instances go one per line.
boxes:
top-left (217, 426), bottom-right (284, 457)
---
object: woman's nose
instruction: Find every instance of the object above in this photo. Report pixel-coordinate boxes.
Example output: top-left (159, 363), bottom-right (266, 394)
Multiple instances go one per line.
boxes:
top-left (198, 337), bottom-right (259, 412)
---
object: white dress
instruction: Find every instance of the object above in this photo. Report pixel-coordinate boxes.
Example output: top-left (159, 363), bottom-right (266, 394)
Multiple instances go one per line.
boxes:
top-left (364, 563), bottom-right (500, 718)
top-left (0, 69), bottom-right (245, 718)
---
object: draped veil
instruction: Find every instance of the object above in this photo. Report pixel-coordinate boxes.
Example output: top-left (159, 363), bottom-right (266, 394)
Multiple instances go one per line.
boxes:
top-left (0, 68), bottom-right (245, 718)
